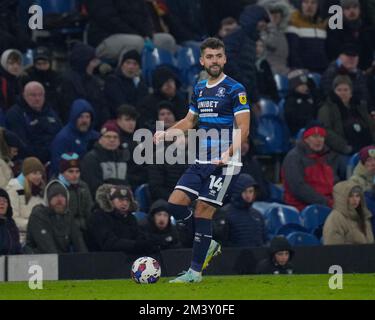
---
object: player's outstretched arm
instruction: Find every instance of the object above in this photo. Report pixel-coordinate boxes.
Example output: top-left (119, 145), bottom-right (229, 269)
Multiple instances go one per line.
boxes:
top-left (154, 111), bottom-right (198, 144)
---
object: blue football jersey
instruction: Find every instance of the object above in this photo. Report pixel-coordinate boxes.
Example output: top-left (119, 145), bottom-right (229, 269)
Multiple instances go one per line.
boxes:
top-left (188, 75), bottom-right (250, 164)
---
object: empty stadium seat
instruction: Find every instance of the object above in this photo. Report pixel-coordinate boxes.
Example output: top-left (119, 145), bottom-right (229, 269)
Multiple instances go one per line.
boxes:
top-left (308, 73), bottom-right (321, 88)
top-left (33, 0), bottom-right (79, 14)
top-left (277, 224), bottom-right (309, 237)
top-left (259, 98), bottom-right (280, 117)
top-left (286, 232), bottom-right (320, 246)
top-left (134, 184), bottom-right (151, 213)
top-left (268, 184), bottom-right (284, 203)
top-left (346, 152), bottom-right (360, 178)
top-left (176, 46), bottom-right (201, 87)
top-left (274, 74), bottom-right (289, 99)
top-left (265, 206), bottom-right (301, 235)
top-left (132, 211), bottom-right (148, 225)
top-left (142, 47), bottom-right (175, 86)
top-left (300, 205), bottom-right (331, 239)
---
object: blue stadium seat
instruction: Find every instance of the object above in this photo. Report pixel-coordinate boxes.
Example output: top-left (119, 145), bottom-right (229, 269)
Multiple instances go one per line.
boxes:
top-left (142, 47), bottom-right (175, 86)
top-left (132, 211), bottom-right (148, 225)
top-left (254, 115), bottom-right (291, 154)
top-left (300, 205), bottom-right (331, 239)
top-left (265, 206), bottom-right (301, 235)
top-left (274, 74), bottom-right (289, 99)
top-left (176, 46), bottom-right (201, 87)
top-left (286, 232), bottom-right (320, 246)
top-left (134, 184), bottom-right (151, 213)
top-left (278, 99), bottom-right (286, 114)
top-left (34, 0), bottom-right (79, 14)
top-left (268, 184), bottom-right (284, 203)
top-left (296, 128), bottom-right (305, 140)
top-left (277, 224), bottom-right (309, 237)
top-left (346, 152), bottom-right (360, 178)
top-left (308, 73), bottom-right (321, 88)
top-left (259, 98), bottom-right (280, 117)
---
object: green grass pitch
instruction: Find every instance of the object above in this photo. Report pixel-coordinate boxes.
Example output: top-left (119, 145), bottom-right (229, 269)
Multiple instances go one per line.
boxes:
top-left (1, 274), bottom-right (374, 300)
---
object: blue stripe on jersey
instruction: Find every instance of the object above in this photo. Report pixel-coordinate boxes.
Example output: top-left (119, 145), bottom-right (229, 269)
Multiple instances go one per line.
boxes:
top-left (199, 117), bottom-right (233, 125)
top-left (233, 105), bottom-right (250, 113)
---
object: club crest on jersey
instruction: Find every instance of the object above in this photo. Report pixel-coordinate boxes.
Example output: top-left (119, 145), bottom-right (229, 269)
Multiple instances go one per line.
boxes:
top-left (216, 87), bottom-right (226, 98)
top-left (238, 92), bottom-right (247, 105)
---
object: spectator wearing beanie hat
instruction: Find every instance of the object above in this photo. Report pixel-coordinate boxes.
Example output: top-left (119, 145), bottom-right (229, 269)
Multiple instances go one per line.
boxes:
top-left (319, 74), bottom-right (375, 157)
top-left (284, 69), bottom-right (320, 136)
top-left (104, 50), bottom-right (148, 117)
top-left (25, 179), bottom-right (88, 254)
top-left (60, 42), bottom-right (110, 126)
top-left (282, 121), bottom-right (339, 211)
top-left (57, 153), bottom-right (93, 237)
top-left (350, 146), bottom-right (375, 192)
top-left (0, 188), bottom-right (22, 255)
top-left (138, 65), bottom-right (188, 130)
top-left (0, 128), bottom-right (24, 188)
top-left (5, 157), bottom-right (45, 243)
top-left (81, 121), bottom-right (130, 197)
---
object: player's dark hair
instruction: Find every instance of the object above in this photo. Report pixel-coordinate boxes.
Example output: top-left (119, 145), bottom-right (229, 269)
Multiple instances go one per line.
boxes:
top-left (116, 104), bottom-right (139, 120)
top-left (200, 37), bottom-right (225, 55)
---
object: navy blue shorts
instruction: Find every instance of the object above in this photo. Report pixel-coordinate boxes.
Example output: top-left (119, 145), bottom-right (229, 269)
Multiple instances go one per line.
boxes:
top-left (175, 163), bottom-right (241, 206)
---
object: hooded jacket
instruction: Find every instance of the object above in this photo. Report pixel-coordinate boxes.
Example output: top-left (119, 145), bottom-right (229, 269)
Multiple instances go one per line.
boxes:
top-left (50, 99), bottom-right (99, 175)
top-left (218, 174), bottom-right (267, 248)
top-left (80, 142), bottom-right (130, 197)
top-left (0, 49), bottom-right (22, 112)
top-left (286, 4), bottom-right (328, 73)
top-left (87, 184), bottom-right (157, 254)
top-left (25, 180), bottom-right (88, 253)
top-left (323, 180), bottom-right (374, 245)
top-left (143, 199), bottom-right (181, 250)
top-left (138, 66), bottom-right (187, 129)
top-left (104, 52), bottom-right (148, 117)
top-left (5, 97), bottom-right (62, 163)
top-left (256, 236), bottom-right (294, 274)
top-left (258, 0), bottom-right (292, 75)
top-left (0, 188), bottom-right (21, 255)
top-left (60, 43), bottom-right (110, 126)
top-left (350, 162), bottom-right (375, 193)
top-left (282, 141), bottom-right (338, 211)
top-left (318, 93), bottom-right (375, 154)
top-left (224, 5), bottom-right (269, 104)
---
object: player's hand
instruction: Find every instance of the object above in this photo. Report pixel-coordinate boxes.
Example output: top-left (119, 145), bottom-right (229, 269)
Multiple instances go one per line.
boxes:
top-left (153, 131), bottom-right (166, 144)
top-left (212, 150), bottom-right (230, 166)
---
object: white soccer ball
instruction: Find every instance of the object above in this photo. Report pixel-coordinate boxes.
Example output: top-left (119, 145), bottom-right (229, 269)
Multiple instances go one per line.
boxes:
top-left (131, 256), bottom-right (161, 284)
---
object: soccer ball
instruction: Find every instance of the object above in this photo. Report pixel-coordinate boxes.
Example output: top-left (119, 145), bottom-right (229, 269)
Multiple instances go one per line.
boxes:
top-left (131, 256), bottom-right (161, 284)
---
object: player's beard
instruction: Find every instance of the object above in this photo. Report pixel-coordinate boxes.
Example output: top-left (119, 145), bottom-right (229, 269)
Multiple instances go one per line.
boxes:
top-left (205, 64), bottom-right (224, 79)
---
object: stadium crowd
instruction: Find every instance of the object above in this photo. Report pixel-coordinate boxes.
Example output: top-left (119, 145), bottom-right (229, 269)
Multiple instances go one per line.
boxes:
top-left (1, 0), bottom-right (375, 273)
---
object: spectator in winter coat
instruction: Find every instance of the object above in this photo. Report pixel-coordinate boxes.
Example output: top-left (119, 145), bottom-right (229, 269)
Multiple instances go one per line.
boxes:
top-left (350, 146), bottom-right (375, 192)
top-left (323, 180), bottom-right (374, 245)
top-left (284, 69), bottom-right (320, 136)
top-left (86, 0), bottom-right (176, 61)
top-left (282, 121), bottom-right (339, 211)
top-left (147, 103), bottom-right (188, 202)
top-left (256, 236), bottom-right (294, 274)
top-left (255, 39), bottom-right (279, 102)
top-left (114, 105), bottom-right (147, 190)
top-left (258, 0), bottom-right (292, 75)
top-left (60, 42), bottom-right (110, 126)
top-left (21, 47), bottom-right (62, 113)
top-left (57, 153), bottom-right (93, 239)
top-left (143, 199), bottom-right (181, 250)
top-left (318, 75), bottom-right (375, 156)
top-left (104, 50), bottom-right (148, 118)
top-left (0, 128), bottom-right (24, 188)
top-left (217, 17), bottom-right (239, 40)
top-left (321, 44), bottom-right (369, 106)
top-left (0, 49), bottom-right (23, 117)
top-left (0, 188), bottom-right (21, 255)
top-left (138, 65), bottom-right (187, 129)
top-left (50, 99), bottom-right (99, 176)
top-left (5, 81), bottom-right (62, 164)
top-left (87, 184), bottom-right (158, 254)
top-left (81, 121), bottom-right (130, 198)
top-left (286, 0), bottom-right (328, 73)
top-left (215, 174), bottom-right (267, 248)
top-left (6, 157), bottom-right (45, 243)
top-left (326, 0), bottom-right (375, 71)
top-left (224, 5), bottom-right (270, 105)
top-left (25, 179), bottom-right (88, 254)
